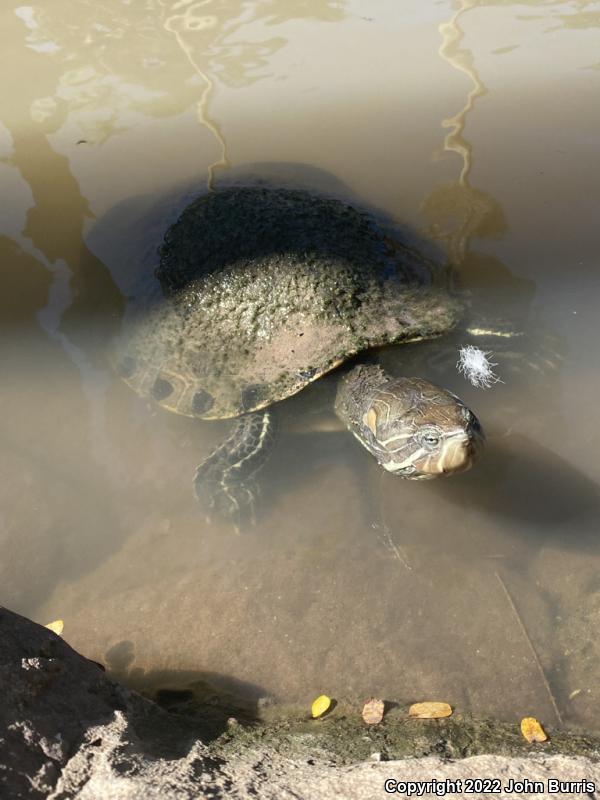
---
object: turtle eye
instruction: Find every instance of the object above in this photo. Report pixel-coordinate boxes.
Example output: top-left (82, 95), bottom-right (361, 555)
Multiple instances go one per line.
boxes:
top-left (421, 432), bottom-right (440, 447)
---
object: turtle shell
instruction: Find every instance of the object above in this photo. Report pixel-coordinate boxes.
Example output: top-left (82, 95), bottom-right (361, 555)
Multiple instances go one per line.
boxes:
top-left (114, 187), bottom-right (461, 420)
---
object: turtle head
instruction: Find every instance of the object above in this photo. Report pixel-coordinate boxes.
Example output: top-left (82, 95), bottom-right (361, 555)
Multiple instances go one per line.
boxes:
top-left (335, 367), bottom-right (484, 479)
top-left (365, 377), bottom-right (484, 478)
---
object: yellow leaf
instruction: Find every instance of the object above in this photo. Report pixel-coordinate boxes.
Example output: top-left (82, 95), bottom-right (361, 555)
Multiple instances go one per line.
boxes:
top-left (362, 697), bottom-right (385, 725)
top-left (520, 717), bottom-right (547, 743)
top-left (311, 695), bottom-right (331, 718)
top-left (45, 619), bottom-right (64, 635)
top-left (408, 701), bottom-right (452, 719)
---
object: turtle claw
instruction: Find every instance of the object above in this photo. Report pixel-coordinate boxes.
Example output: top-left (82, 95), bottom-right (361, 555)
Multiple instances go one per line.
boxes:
top-left (194, 473), bottom-right (260, 529)
top-left (434, 318), bottom-right (564, 384)
top-left (464, 318), bottom-right (565, 381)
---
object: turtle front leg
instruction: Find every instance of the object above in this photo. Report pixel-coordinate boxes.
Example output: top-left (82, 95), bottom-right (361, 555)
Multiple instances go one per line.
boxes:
top-left (194, 410), bottom-right (277, 525)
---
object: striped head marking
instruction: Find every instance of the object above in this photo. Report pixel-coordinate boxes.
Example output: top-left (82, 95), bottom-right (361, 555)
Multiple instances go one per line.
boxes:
top-left (361, 377), bottom-right (484, 479)
top-left (363, 407), bottom-right (378, 436)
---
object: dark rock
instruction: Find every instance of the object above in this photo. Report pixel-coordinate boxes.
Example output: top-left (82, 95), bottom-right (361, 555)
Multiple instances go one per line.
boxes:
top-left (0, 607), bottom-right (213, 799)
top-left (0, 607), bottom-right (122, 797)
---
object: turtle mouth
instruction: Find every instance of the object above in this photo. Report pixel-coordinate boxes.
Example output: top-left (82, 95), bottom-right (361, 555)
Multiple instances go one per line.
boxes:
top-left (395, 465), bottom-right (418, 478)
top-left (437, 429), bottom-right (485, 475)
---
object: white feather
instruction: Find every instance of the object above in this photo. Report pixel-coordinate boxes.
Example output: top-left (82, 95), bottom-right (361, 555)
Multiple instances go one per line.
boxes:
top-left (457, 345), bottom-right (502, 389)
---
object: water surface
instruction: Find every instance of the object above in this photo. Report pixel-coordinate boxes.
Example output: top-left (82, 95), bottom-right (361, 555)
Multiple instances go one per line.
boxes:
top-left (2, 0), bottom-right (600, 731)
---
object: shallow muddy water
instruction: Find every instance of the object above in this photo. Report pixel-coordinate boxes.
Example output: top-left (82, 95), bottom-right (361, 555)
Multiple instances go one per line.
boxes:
top-left (2, 0), bottom-right (600, 732)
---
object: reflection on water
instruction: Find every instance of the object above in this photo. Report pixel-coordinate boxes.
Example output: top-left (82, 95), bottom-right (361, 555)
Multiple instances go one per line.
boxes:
top-left (3, 0), bottom-right (600, 732)
top-left (423, 0), bottom-right (535, 315)
top-left (162, 0), bottom-right (346, 187)
top-left (425, 0), bottom-right (492, 266)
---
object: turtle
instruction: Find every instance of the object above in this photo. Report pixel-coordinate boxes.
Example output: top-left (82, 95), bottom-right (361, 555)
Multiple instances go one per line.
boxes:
top-left (114, 186), bottom-right (484, 521)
